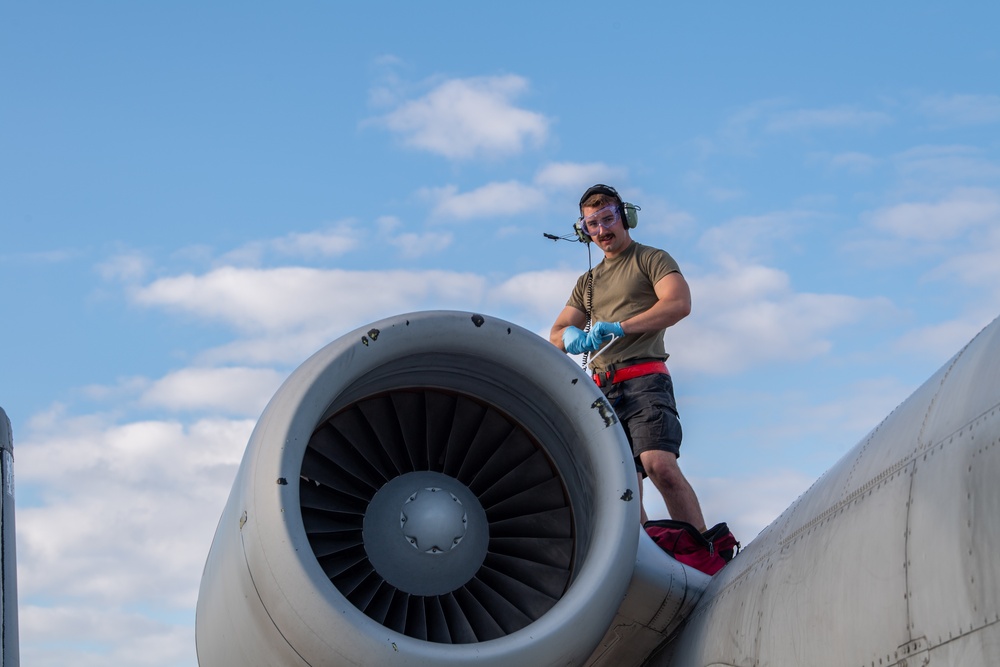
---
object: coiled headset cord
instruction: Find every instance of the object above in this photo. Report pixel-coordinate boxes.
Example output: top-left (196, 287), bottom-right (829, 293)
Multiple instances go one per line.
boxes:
top-left (581, 244), bottom-right (595, 369)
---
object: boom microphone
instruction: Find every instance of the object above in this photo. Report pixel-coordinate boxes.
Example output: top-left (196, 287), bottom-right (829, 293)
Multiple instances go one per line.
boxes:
top-left (543, 230), bottom-right (587, 243)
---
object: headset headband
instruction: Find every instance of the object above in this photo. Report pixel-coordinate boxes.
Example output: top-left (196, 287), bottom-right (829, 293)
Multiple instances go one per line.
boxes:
top-left (579, 184), bottom-right (623, 210)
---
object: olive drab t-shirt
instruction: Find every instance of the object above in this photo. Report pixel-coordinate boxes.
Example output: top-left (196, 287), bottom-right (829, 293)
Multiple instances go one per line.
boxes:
top-left (567, 241), bottom-right (681, 374)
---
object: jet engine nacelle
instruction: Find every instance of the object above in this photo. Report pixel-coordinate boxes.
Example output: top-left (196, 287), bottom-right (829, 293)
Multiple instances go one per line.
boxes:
top-left (196, 311), bottom-right (645, 667)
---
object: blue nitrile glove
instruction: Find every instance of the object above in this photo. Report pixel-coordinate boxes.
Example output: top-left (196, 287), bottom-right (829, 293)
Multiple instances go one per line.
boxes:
top-left (562, 326), bottom-right (600, 355)
top-left (586, 321), bottom-right (624, 349)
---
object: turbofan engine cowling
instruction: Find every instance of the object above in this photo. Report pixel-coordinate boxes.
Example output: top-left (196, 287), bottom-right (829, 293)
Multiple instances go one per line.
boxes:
top-left (196, 311), bottom-right (641, 667)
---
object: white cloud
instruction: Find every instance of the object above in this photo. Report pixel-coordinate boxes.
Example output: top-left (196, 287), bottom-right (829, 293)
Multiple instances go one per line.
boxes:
top-left (894, 312), bottom-right (1000, 362)
top-left (270, 224), bottom-right (365, 257)
top-left (932, 222), bottom-right (1000, 290)
top-left (220, 222), bottom-right (365, 266)
top-left (674, 263), bottom-right (891, 374)
top-left (893, 145), bottom-right (1000, 190)
top-left (131, 266), bottom-right (489, 335)
top-left (920, 93), bottom-right (1000, 125)
top-left (424, 181), bottom-right (546, 220)
top-left (490, 269), bottom-right (580, 322)
top-left (140, 366), bottom-right (286, 415)
top-left (20, 605), bottom-right (193, 667)
top-left (17, 418), bottom-right (253, 611)
top-left (868, 187), bottom-right (1000, 241)
top-left (388, 230), bottom-right (456, 258)
top-left (375, 75), bottom-right (549, 160)
top-left (17, 414), bottom-right (252, 666)
top-left (534, 162), bottom-right (626, 191)
top-left (80, 375), bottom-right (150, 403)
top-left (97, 251), bottom-right (152, 283)
top-left (203, 329), bottom-right (370, 367)
top-left (165, 267), bottom-right (582, 365)
top-left (373, 215), bottom-right (458, 258)
top-left (633, 199), bottom-right (698, 239)
top-left (702, 100), bottom-right (892, 158)
top-left (418, 164), bottom-right (635, 223)
top-left (698, 210), bottom-right (816, 263)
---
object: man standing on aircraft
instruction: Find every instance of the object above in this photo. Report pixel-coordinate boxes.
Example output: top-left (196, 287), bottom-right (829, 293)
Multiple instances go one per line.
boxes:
top-left (549, 184), bottom-right (706, 531)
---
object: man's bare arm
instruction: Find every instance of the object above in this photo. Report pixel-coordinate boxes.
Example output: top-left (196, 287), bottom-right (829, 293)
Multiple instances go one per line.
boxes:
top-left (619, 272), bottom-right (692, 335)
top-left (549, 306), bottom-right (588, 350)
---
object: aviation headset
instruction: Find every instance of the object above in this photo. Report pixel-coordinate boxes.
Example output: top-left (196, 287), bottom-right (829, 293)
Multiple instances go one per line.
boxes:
top-left (574, 184), bottom-right (640, 243)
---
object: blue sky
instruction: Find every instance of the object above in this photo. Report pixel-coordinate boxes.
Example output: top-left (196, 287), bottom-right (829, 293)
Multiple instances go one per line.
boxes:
top-left (2, 2), bottom-right (999, 665)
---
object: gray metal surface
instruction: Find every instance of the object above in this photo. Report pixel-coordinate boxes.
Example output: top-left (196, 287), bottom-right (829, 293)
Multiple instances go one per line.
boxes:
top-left (0, 407), bottom-right (19, 667)
top-left (583, 533), bottom-right (711, 667)
top-left (361, 470), bottom-right (490, 596)
top-left (196, 311), bottom-right (645, 667)
top-left (655, 314), bottom-right (1000, 666)
top-left (197, 310), bottom-right (1000, 667)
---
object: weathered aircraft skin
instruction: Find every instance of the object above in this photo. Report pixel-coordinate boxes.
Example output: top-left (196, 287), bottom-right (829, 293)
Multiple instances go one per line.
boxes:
top-left (0, 407), bottom-right (19, 667)
top-left (196, 311), bottom-right (1000, 667)
top-left (654, 314), bottom-right (1000, 667)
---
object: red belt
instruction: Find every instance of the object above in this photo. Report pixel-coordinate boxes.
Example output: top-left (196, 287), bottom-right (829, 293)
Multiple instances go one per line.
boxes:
top-left (593, 361), bottom-right (669, 388)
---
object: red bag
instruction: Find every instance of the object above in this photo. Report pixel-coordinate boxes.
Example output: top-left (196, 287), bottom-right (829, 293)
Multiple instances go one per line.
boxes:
top-left (644, 520), bottom-right (740, 575)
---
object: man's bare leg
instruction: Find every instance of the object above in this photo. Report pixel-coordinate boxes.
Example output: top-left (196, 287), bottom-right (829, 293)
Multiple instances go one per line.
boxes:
top-left (640, 449), bottom-right (706, 532)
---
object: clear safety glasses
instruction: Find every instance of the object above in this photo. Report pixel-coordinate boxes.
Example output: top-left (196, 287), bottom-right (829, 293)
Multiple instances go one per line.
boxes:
top-left (578, 204), bottom-right (620, 235)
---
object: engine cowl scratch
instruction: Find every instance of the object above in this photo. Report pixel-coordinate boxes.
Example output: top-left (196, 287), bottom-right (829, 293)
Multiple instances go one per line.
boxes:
top-left (591, 398), bottom-right (619, 427)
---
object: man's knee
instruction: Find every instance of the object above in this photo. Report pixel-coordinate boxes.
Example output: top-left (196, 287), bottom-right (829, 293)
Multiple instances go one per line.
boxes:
top-left (640, 450), bottom-right (683, 487)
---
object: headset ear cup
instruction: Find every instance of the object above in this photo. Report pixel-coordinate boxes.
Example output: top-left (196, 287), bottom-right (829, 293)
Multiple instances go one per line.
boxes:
top-left (623, 203), bottom-right (640, 229)
top-left (574, 222), bottom-right (591, 243)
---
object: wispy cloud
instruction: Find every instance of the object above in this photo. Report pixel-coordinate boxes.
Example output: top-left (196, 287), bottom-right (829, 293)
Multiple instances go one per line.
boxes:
top-left (140, 366), bottom-right (285, 416)
top-left (893, 313), bottom-right (999, 361)
top-left (132, 266), bottom-right (489, 335)
top-left (808, 151), bottom-right (880, 173)
top-left (534, 162), bottom-right (627, 191)
top-left (868, 187), bottom-right (1000, 241)
top-left (920, 93), bottom-right (1000, 126)
top-left (219, 222), bottom-right (365, 266)
top-left (372, 75), bottom-right (550, 160)
top-left (374, 216), bottom-right (456, 258)
top-left (764, 106), bottom-right (892, 133)
top-left (20, 605), bottom-right (193, 667)
top-left (931, 222), bottom-right (1000, 291)
top-left (490, 269), bottom-right (580, 322)
top-left (698, 210), bottom-right (818, 263)
top-left (892, 145), bottom-right (1000, 190)
top-left (418, 161), bottom-right (632, 223)
top-left (17, 414), bottom-right (252, 647)
top-left (422, 181), bottom-right (546, 220)
top-left (699, 99), bottom-right (894, 159)
top-left (97, 251), bottom-right (152, 282)
top-left (675, 262), bottom-right (891, 374)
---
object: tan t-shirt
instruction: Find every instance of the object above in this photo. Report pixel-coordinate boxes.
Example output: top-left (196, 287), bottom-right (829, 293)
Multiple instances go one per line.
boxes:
top-left (567, 241), bottom-right (681, 373)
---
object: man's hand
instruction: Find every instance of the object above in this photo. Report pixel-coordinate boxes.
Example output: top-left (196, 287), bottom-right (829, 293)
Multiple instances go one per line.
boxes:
top-left (562, 326), bottom-right (600, 355)
top-left (585, 321), bottom-right (624, 349)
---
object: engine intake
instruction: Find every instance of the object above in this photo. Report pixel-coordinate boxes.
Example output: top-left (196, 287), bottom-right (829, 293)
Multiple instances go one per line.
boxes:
top-left (196, 311), bottom-right (640, 667)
